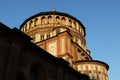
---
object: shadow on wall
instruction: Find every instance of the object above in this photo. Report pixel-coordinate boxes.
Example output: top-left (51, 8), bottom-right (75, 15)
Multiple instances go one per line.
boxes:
top-left (0, 22), bottom-right (89, 80)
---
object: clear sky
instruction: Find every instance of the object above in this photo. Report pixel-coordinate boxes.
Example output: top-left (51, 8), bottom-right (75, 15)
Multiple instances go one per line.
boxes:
top-left (0, 0), bottom-right (120, 80)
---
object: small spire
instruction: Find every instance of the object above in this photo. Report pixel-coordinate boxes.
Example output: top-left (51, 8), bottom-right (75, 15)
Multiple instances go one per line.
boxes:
top-left (51, 8), bottom-right (56, 11)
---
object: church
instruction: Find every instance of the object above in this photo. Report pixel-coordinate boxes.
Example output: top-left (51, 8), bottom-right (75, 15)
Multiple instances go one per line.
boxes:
top-left (0, 9), bottom-right (109, 80)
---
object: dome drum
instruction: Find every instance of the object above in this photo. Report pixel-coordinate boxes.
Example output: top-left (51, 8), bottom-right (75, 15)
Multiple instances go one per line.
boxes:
top-left (20, 11), bottom-right (86, 37)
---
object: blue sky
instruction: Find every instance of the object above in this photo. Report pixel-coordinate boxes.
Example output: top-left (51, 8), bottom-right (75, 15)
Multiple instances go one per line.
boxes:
top-left (0, 0), bottom-right (120, 80)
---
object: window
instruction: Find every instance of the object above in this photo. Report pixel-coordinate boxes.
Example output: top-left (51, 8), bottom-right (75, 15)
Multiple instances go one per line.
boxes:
top-left (81, 53), bottom-right (85, 56)
top-left (41, 35), bottom-right (44, 41)
top-left (62, 17), bottom-right (66, 25)
top-left (74, 21), bottom-right (76, 29)
top-left (41, 17), bottom-right (46, 24)
top-left (56, 29), bottom-right (60, 34)
top-left (35, 18), bottom-right (39, 26)
top-left (78, 49), bottom-right (81, 53)
top-left (48, 16), bottom-right (52, 23)
top-left (47, 34), bottom-right (50, 38)
top-left (56, 16), bottom-right (60, 24)
top-left (85, 57), bottom-right (89, 60)
top-left (30, 20), bottom-right (33, 28)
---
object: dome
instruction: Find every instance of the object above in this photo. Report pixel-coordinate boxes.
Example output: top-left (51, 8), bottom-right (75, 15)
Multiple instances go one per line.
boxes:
top-left (20, 10), bottom-right (86, 36)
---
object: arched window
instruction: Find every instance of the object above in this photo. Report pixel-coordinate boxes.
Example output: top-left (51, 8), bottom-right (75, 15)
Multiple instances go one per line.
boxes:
top-left (47, 34), bottom-right (50, 38)
top-left (48, 16), bottom-right (52, 24)
top-left (41, 16), bottom-right (46, 24)
top-left (85, 57), bottom-right (89, 60)
top-left (73, 21), bottom-right (76, 29)
top-left (48, 16), bottom-right (53, 26)
top-left (62, 17), bottom-right (66, 25)
top-left (35, 18), bottom-right (39, 26)
top-left (30, 20), bottom-right (33, 28)
top-left (56, 16), bottom-right (60, 24)
top-left (41, 35), bottom-right (44, 41)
